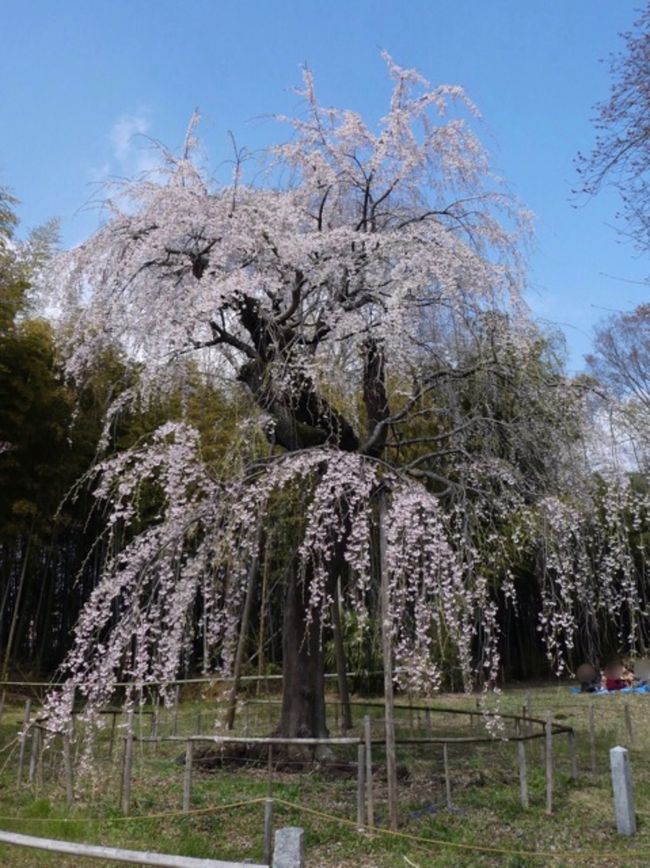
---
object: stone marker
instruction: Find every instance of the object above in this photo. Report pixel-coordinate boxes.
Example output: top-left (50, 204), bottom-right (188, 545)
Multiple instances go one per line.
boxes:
top-left (610, 745), bottom-right (636, 836)
top-left (272, 827), bottom-right (304, 868)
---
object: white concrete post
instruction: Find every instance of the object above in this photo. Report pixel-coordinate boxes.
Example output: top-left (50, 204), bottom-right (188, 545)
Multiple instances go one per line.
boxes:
top-left (610, 745), bottom-right (636, 836)
top-left (272, 826), bottom-right (304, 868)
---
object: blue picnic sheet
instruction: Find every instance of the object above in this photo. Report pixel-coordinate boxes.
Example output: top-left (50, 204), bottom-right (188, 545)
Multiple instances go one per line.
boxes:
top-left (570, 684), bottom-right (650, 694)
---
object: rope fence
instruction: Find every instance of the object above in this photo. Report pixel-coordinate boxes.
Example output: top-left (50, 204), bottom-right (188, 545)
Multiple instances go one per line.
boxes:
top-left (3, 682), bottom-right (650, 863)
top-left (2, 795), bottom-right (650, 864)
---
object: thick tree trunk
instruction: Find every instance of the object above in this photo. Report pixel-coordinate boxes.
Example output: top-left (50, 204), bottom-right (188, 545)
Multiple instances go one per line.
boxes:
top-left (277, 565), bottom-right (328, 744)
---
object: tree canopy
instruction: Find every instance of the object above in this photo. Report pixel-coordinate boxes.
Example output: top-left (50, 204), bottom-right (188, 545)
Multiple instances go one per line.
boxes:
top-left (33, 57), bottom-right (650, 736)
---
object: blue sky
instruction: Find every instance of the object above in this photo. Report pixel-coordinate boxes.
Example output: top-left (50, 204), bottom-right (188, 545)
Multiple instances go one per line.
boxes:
top-left (1, 0), bottom-right (647, 371)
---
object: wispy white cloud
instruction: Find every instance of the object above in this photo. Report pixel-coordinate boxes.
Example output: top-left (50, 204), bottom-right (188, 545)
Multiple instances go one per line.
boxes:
top-left (110, 112), bottom-right (151, 162)
top-left (87, 109), bottom-right (160, 183)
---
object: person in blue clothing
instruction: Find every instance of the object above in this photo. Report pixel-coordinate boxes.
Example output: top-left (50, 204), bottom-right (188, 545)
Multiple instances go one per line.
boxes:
top-left (576, 663), bottom-right (600, 693)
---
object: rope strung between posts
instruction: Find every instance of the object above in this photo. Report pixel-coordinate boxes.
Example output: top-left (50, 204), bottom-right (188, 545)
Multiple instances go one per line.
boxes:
top-left (0, 797), bottom-right (268, 824)
top-left (271, 797), bottom-right (650, 862)
top-left (2, 796), bottom-right (650, 861)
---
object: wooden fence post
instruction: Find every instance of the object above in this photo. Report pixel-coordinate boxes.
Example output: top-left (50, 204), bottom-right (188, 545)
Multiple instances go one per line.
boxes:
top-left (62, 732), bottom-right (74, 807)
top-left (545, 711), bottom-right (553, 815)
top-left (263, 744), bottom-right (274, 863)
top-left (182, 740), bottom-right (193, 812)
top-left (443, 743), bottom-right (452, 809)
top-left (363, 715), bottom-right (374, 828)
top-left (516, 738), bottom-right (529, 809)
top-left (36, 728), bottom-right (44, 787)
top-left (28, 726), bottom-right (40, 784)
top-left (264, 799), bottom-right (274, 865)
top-left (356, 743), bottom-right (365, 828)
top-left (267, 744), bottom-right (273, 795)
top-left (121, 711), bottom-right (134, 815)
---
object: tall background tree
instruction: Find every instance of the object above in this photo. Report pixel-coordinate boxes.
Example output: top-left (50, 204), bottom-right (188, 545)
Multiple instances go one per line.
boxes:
top-left (578, 1), bottom-right (650, 252)
top-left (578, 5), bottom-right (650, 470)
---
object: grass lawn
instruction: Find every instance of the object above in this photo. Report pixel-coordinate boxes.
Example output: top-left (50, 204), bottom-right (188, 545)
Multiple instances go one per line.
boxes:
top-left (1, 684), bottom-right (649, 866)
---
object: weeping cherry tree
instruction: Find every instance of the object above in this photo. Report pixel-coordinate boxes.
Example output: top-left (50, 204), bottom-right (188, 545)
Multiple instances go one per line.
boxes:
top-left (43, 56), bottom-right (600, 738)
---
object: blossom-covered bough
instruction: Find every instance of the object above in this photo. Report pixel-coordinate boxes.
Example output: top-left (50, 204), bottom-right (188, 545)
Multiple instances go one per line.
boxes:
top-left (41, 55), bottom-right (650, 742)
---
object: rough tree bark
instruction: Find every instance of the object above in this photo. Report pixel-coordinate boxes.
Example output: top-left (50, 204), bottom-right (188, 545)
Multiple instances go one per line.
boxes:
top-left (277, 562), bottom-right (329, 744)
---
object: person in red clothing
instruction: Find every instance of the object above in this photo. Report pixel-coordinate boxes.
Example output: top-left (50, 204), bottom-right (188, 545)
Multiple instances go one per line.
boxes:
top-left (603, 661), bottom-right (633, 691)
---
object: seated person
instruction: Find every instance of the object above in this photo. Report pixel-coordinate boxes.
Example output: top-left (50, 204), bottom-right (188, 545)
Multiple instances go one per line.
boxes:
top-left (576, 663), bottom-right (600, 693)
top-left (603, 661), bottom-right (632, 691)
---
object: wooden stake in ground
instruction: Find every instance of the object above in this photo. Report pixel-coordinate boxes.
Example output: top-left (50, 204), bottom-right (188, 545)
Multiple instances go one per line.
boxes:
top-left (267, 744), bottom-right (273, 799)
top-left (378, 489), bottom-right (398, 831)
top-left (62, 732), bottom-right (74, 807)
top-left (182, 740), bottom-right (193, 812)
top-left (263, 798), bottom-right (274, 865)
top-left (363, 715), bottom-right (374, 829)
top-left (36, 727), bottom-right (44, 787)
top-left (442, 743), bottom-right (452, 809)
top-left (263, 744), bottom-right (274, 862)
top-left (356, 743), bottom-right (366, 828)
top-left (516, 738), bottom-right (529, 809)
top-left (28, 726), bottom-right (39, 784)
top-left (545, 711), bottom-right (553, 815)
top-left (121, 710), bottom-right (134, 815)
